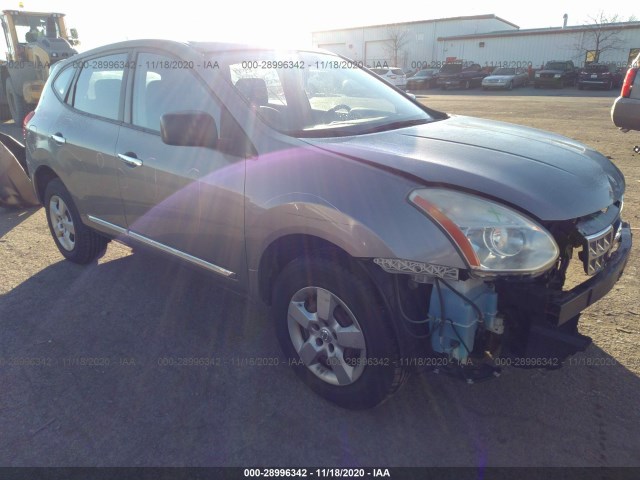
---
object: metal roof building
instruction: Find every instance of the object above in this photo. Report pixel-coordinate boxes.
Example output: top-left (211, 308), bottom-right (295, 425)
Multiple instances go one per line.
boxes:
top-left (312, 15), bottom-right (640, 70)
top-left (311, 14), bottom-right (519, 69)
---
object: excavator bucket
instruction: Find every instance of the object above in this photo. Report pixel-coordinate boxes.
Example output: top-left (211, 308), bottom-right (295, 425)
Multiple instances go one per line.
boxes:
top-left (0, 132), bottom-right (39, 208)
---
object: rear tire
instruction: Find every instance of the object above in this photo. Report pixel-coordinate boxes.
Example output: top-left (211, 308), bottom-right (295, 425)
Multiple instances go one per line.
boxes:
top-left (272, 256), bottom-right (406, 409)
top-left (44, 178), bottom-right (108, 264)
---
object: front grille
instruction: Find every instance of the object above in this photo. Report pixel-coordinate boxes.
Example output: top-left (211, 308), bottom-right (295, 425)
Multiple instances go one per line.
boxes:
top-left (583, 226), bottom-right (614, 275)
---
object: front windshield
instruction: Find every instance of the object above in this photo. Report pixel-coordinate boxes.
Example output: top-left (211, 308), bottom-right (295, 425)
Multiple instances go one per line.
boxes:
top-left (545, 62), bottom-right (567, 70)
top-left (216, 50), bottom-right (433, 137)
top-left (440, 63), bottom-right (462, 74)
top-left (492, 68), bottom-right (516, 75)
top-left (12, 14), bottom-right (61, 42)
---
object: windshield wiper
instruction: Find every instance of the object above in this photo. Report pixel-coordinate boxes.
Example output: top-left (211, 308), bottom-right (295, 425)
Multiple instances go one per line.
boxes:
top-left (359, 118), bottom-right (432, 134)
top-left (286, 117), bottom-right (434, 138)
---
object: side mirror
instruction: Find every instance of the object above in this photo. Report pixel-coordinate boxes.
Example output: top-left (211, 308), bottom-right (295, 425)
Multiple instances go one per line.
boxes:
top-left (160, 111), bottom-right (218, 149)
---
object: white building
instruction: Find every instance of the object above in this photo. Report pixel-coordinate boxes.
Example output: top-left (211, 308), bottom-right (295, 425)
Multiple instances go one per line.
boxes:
top-left (438, 22), bottom-right (640, 69)
top-left (312, 14), bottom-right (640, 70)
top-left (312, 14), bottom-right (518, 68)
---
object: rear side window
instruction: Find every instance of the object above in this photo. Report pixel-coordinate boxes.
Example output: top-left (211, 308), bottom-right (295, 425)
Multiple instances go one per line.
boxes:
top-left (52, 66), bottom-right (75, 101)
top-left (72, 53), bottom-right (127, 121)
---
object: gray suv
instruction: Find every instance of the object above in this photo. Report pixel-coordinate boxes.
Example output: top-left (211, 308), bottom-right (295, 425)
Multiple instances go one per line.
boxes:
top-left (26, 40), bottom-right (632, 408)
top-left (611, 53), bottom-right (640, 132)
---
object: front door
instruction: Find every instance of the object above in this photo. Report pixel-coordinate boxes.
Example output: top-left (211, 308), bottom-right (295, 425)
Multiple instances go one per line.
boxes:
top-left (116, 51), bottom-right (248, 283)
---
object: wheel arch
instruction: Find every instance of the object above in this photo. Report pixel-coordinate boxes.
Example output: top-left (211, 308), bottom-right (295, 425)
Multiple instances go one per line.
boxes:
top-left (258, 233), bottom-right (363, 306)
top-left (32, 165), bottom-right (60, 204)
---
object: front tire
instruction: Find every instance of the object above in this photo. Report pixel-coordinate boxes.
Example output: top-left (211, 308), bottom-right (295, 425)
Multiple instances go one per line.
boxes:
top-left (272, 257), bottom-right (406, 409)
top-left (44, 178), bottom-right (108, 264)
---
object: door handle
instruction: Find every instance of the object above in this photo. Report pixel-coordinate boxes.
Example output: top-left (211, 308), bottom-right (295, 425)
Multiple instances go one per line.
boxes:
top-left (50, 133), bottom-right (66, 145)
top-left (118, 153), bottom-right (143, 168)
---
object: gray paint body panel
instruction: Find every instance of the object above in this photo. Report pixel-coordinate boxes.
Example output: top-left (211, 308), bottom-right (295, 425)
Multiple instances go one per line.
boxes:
top-left (307, 115), bottom-right (624, 221)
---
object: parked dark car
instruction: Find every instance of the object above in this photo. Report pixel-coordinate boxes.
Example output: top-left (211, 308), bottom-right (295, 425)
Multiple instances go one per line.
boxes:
top-left (534, 60), bottom-right (578, 88)
top-left (611, 53), bottom-right (640, 131)
top-left (578, 63), bottom-right (622, 90)
top-left (437, 62), bottom-right (486, 89)
top-left (25, 40), bottom-right (632, 409)
top-left (406, 68), bottom-right (439, 90)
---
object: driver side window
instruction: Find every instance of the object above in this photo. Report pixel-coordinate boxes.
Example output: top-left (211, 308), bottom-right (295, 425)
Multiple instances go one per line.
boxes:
top-left (132, 53), bottom-right (221, 132)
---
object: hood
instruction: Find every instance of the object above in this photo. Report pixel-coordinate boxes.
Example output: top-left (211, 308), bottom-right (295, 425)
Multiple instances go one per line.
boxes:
top-left (304, 115), bottom-right (625, 221)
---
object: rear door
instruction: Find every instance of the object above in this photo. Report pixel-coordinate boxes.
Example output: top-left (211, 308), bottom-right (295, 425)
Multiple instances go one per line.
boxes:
top-left (115, 50), bottom-right (248, 283)
top-left (48, 52), bottom-right (129, 228)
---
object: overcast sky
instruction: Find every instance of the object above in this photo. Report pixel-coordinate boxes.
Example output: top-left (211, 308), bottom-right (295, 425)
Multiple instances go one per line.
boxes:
top-left (9, 0), bottom-right (638, 50)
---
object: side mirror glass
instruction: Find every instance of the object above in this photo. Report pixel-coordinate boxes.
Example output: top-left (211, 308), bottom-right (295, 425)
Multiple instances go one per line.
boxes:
top-left (160, 111), bottom-right (218, 149)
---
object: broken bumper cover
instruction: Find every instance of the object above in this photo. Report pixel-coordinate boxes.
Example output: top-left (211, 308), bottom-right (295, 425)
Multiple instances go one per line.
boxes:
top-left (510, 222), bottom-right (632, 326)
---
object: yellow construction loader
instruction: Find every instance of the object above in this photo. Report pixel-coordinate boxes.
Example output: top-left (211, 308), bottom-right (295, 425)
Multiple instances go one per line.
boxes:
top-left (0, 9), bottom-right (79, 208)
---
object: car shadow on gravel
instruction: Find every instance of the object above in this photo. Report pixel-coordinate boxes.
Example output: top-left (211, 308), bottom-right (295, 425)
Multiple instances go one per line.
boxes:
top-left (0, 249), bottom-right (639, 467)
top-left (0, 206), bottom-right (40, 238)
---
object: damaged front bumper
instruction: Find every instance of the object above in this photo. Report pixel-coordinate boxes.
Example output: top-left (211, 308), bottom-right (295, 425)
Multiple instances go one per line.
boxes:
top-left (388, 223), bottom-right (632, 381)
top-left (493, 222), bottom-right (632, 367)
top-left (504, 222), bottom-right (632, 327)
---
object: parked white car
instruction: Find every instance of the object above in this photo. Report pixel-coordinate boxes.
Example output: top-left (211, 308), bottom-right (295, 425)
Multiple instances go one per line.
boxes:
top-left (370, 67), bottom-right (407, 90)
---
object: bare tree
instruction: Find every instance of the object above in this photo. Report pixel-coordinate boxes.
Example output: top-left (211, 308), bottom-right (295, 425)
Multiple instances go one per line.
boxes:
top-left (577, 11), bottom-right (637, 63)
top-left (385, 26), bottom-right (410, 67)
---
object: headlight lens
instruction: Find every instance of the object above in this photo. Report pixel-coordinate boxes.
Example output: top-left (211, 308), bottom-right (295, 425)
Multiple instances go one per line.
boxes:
top-left (535, 73), bottom-right (540, 78)
top-left (409, 189), bottom-right (559, 274)
top-left (554, 74), bottom-right (561, 78)
top-left (483, 227), bottom-right (525, 256)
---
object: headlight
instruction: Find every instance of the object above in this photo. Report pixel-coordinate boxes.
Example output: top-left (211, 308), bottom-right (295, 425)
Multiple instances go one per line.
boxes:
top-left (535, 73), bottom-right (540, 78)
top-left (409, 189), bottom-right (559, 275)
top-left (554, 74), bottom-right (561, 78)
